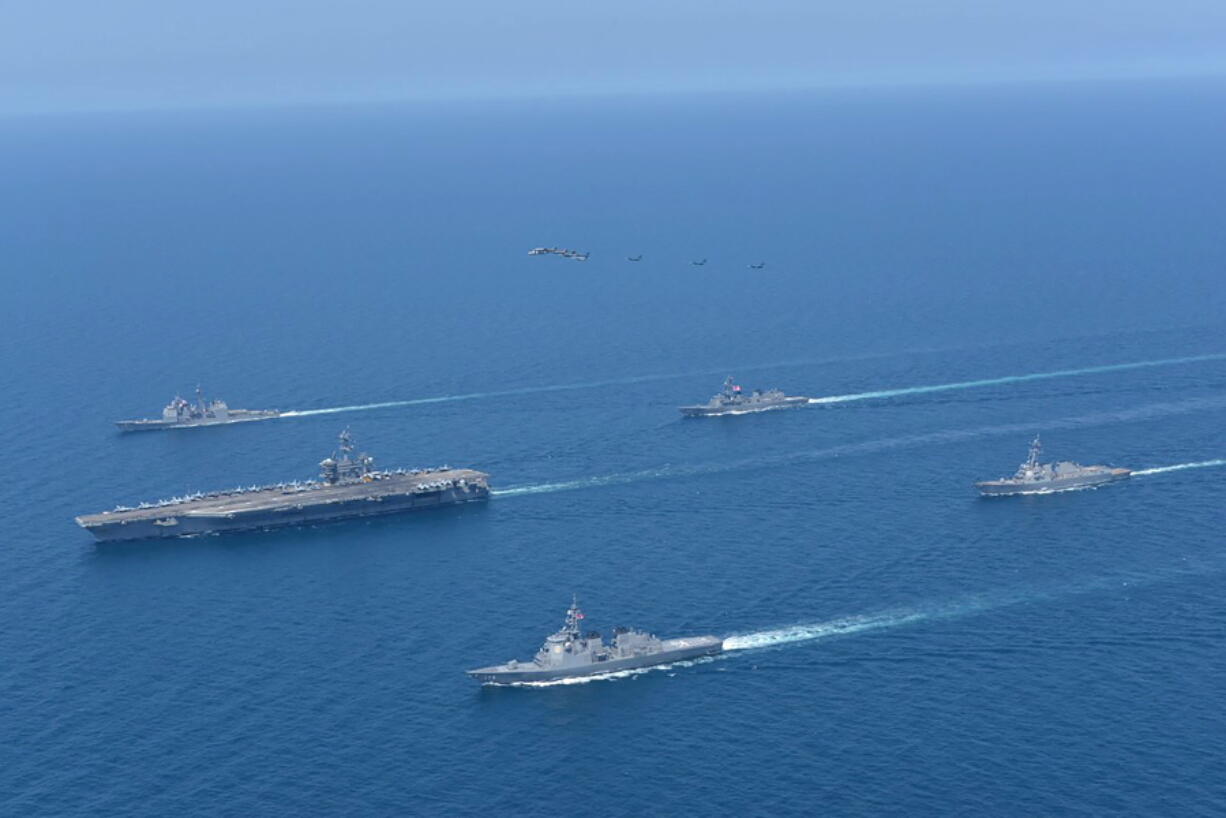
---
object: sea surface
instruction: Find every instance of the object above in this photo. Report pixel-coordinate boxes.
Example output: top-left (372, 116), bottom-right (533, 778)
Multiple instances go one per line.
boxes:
top-left (1, 79), bottom-right (1225, 816)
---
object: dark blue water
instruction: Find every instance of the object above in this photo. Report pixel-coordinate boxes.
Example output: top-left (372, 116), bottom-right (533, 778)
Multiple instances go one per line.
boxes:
top-left (2, 80), bottom-right (1225, 816)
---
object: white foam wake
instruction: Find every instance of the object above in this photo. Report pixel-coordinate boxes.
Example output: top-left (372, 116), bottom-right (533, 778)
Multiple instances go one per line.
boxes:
top-left (721, 582), bottom-right (1085, 657)
top-left (281, 399), bottom-right (454, 418)
top-left (491, 467), bottom-right (679, 497)
top-left (807, 352), bottom-right (1226, 406)
top-left (1133, 459), bottom-right (1226, 477)
top-left (722, 609), bottom-right (932, 651)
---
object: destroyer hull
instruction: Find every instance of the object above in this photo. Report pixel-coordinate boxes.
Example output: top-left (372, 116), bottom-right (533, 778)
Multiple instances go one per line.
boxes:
top-left (467, 637), bottom-right (724, 684)
top-left (977, 468), bottom-right (1131, 497)
top-left (77, 477), bottom-right (489, 542)
top-left (679, 397), bottom-right (808, 417)
top-left (115, 410), bottom-right (281, 432)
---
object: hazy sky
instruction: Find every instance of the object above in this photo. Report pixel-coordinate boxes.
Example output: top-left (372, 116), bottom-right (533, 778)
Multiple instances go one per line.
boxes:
top-left (4, 0), bottom-right (1226, 114)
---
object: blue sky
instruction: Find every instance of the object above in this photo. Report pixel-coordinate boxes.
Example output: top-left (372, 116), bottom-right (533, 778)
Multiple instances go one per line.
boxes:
top-left (4, 0), bottom-right (1226, 114)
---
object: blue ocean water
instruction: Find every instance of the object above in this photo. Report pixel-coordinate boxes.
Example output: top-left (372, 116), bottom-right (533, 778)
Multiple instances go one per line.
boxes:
top-left (1, 79), bottom-right (1225, 815)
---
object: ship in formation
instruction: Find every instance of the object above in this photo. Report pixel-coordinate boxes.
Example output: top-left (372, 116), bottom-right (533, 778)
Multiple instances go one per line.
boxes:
top-left (76, 431), bottom-right (490, 542)
top-left (679, 376), bottom-right (809, 417)
top-left (115, 387), bottom-right (279, 431)
top-left (975, 435), bottom-right (1131, 497)
top-left (467, 596), bottom-right (723, 684)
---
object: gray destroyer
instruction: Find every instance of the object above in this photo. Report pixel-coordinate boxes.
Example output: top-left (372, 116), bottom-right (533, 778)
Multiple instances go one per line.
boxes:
top-left (680, 376), bottom-right (809, 417)
top-left (76, 431), bottom-right (490, 542)
top-left (976, 435), bottom-right (1131, 497)
top-left (116, 387), bottom-right (280, 431)
top-left (467, 597), bottom-right (723, 684)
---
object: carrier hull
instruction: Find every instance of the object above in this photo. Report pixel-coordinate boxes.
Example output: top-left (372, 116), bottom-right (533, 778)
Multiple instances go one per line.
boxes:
top-left (77, 471), bottom-right (490, 542)
top-left (468, 636), bottom-right (724, 684)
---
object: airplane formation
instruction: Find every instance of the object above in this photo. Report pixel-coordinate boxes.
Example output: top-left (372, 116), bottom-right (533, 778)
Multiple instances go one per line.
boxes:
top-left (528, 247), bottom-right (590, 261)
top-left (529, 248), bottom-right (766, 268)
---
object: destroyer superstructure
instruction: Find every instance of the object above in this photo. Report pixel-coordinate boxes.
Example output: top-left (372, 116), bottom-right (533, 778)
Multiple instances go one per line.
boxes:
top-left (976, 435), bottom-right (1130, 497)
top-left (467, 596), bottom-right (723, 684)
top-left (679, 376), bottom-right (808, 417)
top-left (76, 431), bottom-right (490, 542)
top-left (115, 387), bottom-right (279, 431)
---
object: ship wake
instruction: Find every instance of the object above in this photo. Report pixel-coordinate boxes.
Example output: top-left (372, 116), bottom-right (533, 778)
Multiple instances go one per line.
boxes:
top-left (721, 564), bottom-right (1206, 657)
top-left (491, 466), bottom-right (691, 498)
top-left (807, 352), bottom-right (1225, 406)
top-left (278, 358), bottom-right (841, 419)
top-left (497, 558), bottom-right (1226, 688)
top-left (722, 609), bottom-right (935, 651)
top-left (493, 396), bottom-right (1226, 498)
top-left (279, 352), bottom-right (1222, 419)
top-left (1132, 459), bottom-right (1226, 477)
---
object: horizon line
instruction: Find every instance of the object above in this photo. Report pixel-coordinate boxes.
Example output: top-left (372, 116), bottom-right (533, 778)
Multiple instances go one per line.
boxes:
top-left (4, 63), bottom-right (1226, 121)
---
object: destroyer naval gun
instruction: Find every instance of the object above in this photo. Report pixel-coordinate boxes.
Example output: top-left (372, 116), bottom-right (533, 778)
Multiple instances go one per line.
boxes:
top-left (679, 376), bottom-right (808, 417)
top-left (76, 431), bottom-right (490, 542)
top-left (467, 596), bottom-right (723, 684)
top-left (115, 387), bottom-right (280, 431)
top-left (976, 435), bottom-right (1131, 497)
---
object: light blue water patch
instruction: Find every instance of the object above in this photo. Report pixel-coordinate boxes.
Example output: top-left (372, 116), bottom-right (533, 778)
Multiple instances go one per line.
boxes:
top-left (3, 84), bottom-right (1226, 817)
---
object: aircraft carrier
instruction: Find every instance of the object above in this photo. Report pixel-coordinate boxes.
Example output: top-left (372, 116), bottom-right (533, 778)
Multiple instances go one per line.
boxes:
top-left (467, 596), bottom-right (723, 684)
top-left (76, 431), bottom-right (490, 542)
top-left (115, 387), bottom-right (280, 431)
top-left (976, 435), bottom-right (1131, 497)
top-left (680, 376), bottom-right (808, 417)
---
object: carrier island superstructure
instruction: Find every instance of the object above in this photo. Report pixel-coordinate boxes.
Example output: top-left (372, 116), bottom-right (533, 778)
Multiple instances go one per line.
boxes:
top-left (76, 431), bottom-right (490, 542)
top-left (115, 387), bottom-right (280, 431)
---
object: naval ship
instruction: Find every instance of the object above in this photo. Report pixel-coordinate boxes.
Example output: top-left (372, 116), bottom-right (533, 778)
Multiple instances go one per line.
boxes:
top-left (679, 376), bottom-right (809, 417)
top-left (115, 387), bottom-right (280, 431)
top-left (976, 435), bottom-right (1131, 497)
top-left (76, 431), bottom-right (490, 542)
top-left (467, 596), bottom-right (723, 684)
